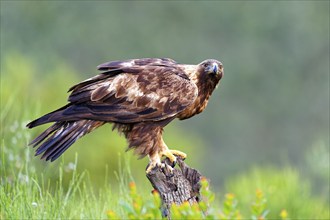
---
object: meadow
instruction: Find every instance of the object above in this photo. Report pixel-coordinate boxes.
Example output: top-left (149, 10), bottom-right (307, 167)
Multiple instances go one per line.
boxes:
top-left (1, 128), bottom-right (329, 219)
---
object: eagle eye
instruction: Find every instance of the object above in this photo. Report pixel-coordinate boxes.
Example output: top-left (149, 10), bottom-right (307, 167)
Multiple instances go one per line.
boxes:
top-left (202, 62), bottom-right (210, 68)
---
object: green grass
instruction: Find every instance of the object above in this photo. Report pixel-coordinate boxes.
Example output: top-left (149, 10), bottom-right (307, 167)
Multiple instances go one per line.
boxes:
top-left (1, 151), bottom-right (114, 219)
top-left (1, 139), bottom-right (329, 219)
top-left (225, 168), bottom-right (329, 219)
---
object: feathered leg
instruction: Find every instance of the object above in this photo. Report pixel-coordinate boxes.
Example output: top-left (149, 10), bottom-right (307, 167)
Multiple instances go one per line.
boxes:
top-left (123, 121), bottom-right (187, 173)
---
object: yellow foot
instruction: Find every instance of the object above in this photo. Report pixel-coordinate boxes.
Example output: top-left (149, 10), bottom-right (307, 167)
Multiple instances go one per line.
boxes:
top-left (146, 161), bottom-right (174, 175)
top-left (146, 160), bottom-right (163, 174)
top-left (168, 150), bottom-right (187, 160)
top-left (146, 149), bottom-right (187, 174)
top-left (162, 149), bottom-right (187, 164)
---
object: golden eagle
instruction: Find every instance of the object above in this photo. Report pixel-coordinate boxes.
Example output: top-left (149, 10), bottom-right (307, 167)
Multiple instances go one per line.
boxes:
top-left (27, 58), bottom-right (223, 173)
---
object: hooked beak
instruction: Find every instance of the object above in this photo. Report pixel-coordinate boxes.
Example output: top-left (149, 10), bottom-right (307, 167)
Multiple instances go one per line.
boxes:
top-left (212, 63), bottom-right (218, 74)
top-left (212, 62), bottom-right (224, 78)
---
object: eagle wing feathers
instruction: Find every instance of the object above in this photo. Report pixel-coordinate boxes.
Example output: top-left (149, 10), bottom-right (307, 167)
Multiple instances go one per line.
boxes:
top-left (65, 66), bottom-right (198, 123)
top-left (29, 58), bottom-right (198, 127)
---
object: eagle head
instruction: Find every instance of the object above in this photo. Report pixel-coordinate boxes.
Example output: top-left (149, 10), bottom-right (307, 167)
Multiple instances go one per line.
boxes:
top-left (195, 59), bottom-right (224, 89)
top-left (199, 59), bottom-right (223, 78)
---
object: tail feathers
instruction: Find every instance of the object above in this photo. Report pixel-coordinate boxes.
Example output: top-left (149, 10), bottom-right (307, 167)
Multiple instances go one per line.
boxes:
top-left (29, 120), bottom-right (104, 161)
top-left (29, 122), bottom-right (63, 146)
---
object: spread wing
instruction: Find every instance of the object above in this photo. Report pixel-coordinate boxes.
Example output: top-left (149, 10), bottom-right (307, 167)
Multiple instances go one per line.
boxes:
top-left (28, 58), bottom-right (198, 126)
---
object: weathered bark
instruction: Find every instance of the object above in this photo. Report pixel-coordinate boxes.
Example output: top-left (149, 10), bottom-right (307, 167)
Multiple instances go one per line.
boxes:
top-left (146, 157), bottom-right (202, 218)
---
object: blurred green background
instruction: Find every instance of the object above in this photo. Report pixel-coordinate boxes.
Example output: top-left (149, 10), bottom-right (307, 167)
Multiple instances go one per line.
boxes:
top-left (1, 0), bottom-right (329, 201)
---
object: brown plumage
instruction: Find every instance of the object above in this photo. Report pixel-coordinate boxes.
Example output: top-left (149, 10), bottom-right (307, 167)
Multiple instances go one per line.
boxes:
top-left (27, 58), bottom-right (223, 172)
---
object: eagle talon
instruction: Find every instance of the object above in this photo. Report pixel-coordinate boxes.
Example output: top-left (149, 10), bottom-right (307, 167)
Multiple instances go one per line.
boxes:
top-left (146, 161), bottom-right (163, 174)
top-left (147, 149), bottom-right (187, 174)
top-left (169, 159), bottom-right (176, 168)
top-left (162, 163), bottom-right (175, 177)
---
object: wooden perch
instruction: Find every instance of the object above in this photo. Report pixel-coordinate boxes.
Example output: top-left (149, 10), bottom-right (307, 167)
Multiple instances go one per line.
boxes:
top-left (146, 157), bottom-right (202, 218)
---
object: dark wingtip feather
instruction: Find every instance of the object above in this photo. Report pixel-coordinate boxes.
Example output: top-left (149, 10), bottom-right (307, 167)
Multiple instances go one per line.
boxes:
top-left (26, 120), bottom-right (37, 129)
top-left (26, 122), bottom-right (32, 128)
top-left (26, 104), bottom-right (71, 129)
top-left (26, 116), bottom-right (52, 129)
top-left (26, 117), bottom-right (50, 129)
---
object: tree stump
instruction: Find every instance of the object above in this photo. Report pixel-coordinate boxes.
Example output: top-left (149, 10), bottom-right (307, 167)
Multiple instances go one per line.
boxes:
top-left (146, 157), bottom-right (202, 218)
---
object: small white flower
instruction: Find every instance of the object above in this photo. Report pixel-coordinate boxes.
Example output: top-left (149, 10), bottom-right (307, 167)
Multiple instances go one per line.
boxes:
top-left (18, 173), bottom-right (29, 183)
top-left (31, 202), bottom-right (38, 207)
top-left (10, 121), bottom-right (19, 133)
top-left (65, 162), bottom-right (76, 172)
top-left (11, 137), bottom-right (17, 145)
top-left (8, 153), bottom-right (14, 161)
